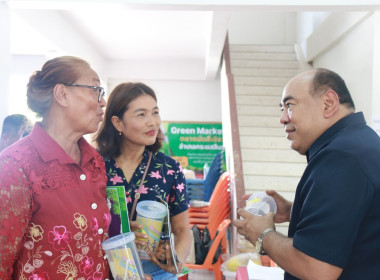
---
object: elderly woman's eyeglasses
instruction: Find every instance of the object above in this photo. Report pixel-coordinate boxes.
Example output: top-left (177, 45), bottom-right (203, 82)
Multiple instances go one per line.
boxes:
top-left (64, 84), bottom-right (105, 102)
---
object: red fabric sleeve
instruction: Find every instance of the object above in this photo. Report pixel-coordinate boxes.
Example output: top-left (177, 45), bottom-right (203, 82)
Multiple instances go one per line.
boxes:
top-left (0, 155), bottom-right (32, 279)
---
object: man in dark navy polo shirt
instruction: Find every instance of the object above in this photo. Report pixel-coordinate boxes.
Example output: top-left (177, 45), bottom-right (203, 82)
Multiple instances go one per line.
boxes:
top-left (233, 68), bottom-right (380, 280)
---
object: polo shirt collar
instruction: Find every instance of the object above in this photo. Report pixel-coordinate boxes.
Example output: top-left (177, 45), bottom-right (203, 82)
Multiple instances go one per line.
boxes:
top-left (306, 112), bottom-right (366, 162)
top-left (30, 123), bottom-right (94, 166)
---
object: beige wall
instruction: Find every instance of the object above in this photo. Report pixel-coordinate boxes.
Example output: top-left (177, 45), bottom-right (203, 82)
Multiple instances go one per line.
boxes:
top-left (228, 12), bottom-right (297, 45)
top-left (299, 12), bottom-right (379, 126)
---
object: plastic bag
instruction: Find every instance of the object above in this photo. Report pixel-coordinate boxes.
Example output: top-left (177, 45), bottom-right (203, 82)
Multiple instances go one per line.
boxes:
top-left (191, 225), bottom-right (204, 264)
top-left (221, 252), bottom-right (262, 272)
top-left (200, 227), bottom-right (211, 263)
top-left (192, 225), bottom-right (223, 264)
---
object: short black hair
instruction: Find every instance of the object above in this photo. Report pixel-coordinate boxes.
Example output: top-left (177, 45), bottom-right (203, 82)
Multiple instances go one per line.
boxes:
top-left (311, 68), bottom-right (355, 110)
top-left (1, 114), bottom-right (29, 137)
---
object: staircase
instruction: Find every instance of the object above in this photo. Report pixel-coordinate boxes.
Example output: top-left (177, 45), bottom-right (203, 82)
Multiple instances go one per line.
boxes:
top-left (229, 45), bottom-right (307, 235)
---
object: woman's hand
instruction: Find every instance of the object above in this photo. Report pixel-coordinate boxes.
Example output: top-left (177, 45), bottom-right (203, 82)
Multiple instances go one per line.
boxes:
top-left (147, 241), bottom-right (182, 275)
top-left (130, 220), bottom-right (148, 247)
top-left (154, 239), bottom-right (168, 261)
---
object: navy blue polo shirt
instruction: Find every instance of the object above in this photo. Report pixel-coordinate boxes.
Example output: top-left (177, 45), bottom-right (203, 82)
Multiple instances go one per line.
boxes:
top-left (285, 112), bottom-right (380, 280)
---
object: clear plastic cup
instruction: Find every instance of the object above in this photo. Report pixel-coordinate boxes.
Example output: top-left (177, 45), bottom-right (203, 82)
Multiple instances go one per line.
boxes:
top-left (101, 232), bottom-right (145, 280)
top-left (246, 192), bottom-right (277, 216)
top-left (135, 200), bottom-right (167, 259)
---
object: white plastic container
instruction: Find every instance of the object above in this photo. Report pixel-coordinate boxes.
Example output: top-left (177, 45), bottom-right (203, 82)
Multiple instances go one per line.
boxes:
top-left (135, 200), bottom-right (167, 259)
top-left (102, 232), bottom-right (144, 280)
top-left (246, 192), bottom-right (277, 216)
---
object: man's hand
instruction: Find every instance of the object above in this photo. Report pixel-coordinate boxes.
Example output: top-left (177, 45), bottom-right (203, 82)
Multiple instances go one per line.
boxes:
top-left (265, 190), bottom-right (292, 223)
top-left (233, 210), bottom-right (275, 245)
top-left (241, 190), bottom-right (292, 223)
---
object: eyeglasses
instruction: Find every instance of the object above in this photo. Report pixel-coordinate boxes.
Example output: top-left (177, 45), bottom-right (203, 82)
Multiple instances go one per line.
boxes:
top-left (64, 83), bottom-right (106, 102)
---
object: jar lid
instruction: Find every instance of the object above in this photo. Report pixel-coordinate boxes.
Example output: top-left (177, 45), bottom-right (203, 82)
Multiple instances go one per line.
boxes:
top-left (101, 232), bottom-right (135, 250)
top-left (136, 200), bottom-right (167, 219)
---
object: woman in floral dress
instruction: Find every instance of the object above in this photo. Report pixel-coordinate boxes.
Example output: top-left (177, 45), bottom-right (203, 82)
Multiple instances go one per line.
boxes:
top-left (0, 56), bottom-right (111, 279)
top-left (96, 82), bottom-right (191, 279)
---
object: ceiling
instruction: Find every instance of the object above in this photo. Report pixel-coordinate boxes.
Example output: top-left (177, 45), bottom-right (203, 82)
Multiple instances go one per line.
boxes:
top-left (6, 0), bottom-right (380, 81)
top-left (8, 1), bottom-right (230, 81)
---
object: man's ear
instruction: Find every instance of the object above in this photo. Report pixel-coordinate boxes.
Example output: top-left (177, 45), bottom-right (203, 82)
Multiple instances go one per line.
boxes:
top-left (323, 90), bottom-right (339, 118)
top-left (111, 115), bottom-right (123, 133)
top-left (53, 84), bottom-right (69, 107)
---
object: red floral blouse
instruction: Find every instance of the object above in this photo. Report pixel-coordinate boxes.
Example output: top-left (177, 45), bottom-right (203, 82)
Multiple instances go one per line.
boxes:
top-left (0, 124), bottom-right (111, 280)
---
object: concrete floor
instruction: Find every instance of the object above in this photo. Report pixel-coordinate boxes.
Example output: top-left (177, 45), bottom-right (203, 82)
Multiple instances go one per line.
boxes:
top-left (188, 269), bottom-right (215, 279)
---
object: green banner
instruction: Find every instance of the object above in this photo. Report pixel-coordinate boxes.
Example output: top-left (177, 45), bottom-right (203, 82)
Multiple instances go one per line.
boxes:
top-left (160, 122), bottom-right (223, 175)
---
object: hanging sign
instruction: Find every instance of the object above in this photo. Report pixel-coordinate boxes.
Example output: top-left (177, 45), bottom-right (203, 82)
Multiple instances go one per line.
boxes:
top-left (160, 122), bottom-right (223, 174)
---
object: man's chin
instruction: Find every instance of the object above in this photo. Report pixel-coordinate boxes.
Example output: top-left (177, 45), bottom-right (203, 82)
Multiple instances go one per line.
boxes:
top-left (291, 145), bottom-right (307, 155)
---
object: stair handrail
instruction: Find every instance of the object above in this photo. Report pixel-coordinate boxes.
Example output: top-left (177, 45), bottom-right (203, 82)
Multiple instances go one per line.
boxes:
top-left (222, 34), bottom-right (245, 210)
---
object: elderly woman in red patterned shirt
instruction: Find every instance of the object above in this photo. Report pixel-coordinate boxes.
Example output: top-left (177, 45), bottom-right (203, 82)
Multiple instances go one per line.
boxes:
top-left (0, 56), bottom-right (111, 279)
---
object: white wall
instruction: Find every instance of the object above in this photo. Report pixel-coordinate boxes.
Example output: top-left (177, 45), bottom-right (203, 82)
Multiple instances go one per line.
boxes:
top-left (104, 11), bottom-right (299, 124)
top-left (372, 12), bottom-right (380, 121)
top-left (4, 8), bottom-right (109, 125)
top-left (13, 9), bottom-right (106, 80)
top-left (228, 11), bottom-right (297, 45)
top-left (306, 13), bottom-right (375, 124)
top-left (108, 78), bottom-right (221, 123)
top-left (297, 12), bottom-right (331, 55)
top-left (6, 8), bottom-right (379, 128)
top-left (0, 3), bottom-right (11, 133)
top-left (5, 9), bottom-right (223, 126)
top-left (6, 55), bottom-right (222, 125)
top-left (106, 59), bottom-right (207, 81)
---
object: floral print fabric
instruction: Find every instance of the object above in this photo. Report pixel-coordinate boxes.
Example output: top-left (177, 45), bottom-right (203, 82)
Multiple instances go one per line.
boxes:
top-left (0, 123), bottom-right (111, 280)
top-left (105, 150), bottom-right (189, 237)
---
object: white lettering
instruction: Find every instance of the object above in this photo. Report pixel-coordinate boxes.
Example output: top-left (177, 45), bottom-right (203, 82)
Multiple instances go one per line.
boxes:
top-left (170, 126), bottom-right (196, 135)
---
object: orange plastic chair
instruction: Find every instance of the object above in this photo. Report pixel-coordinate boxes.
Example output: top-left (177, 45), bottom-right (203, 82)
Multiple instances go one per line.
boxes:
top-left (188, 172), bottom-right (231, 240)
top-left (188, 190), bottom-right (230, 217)
top-left (189, 205), bottom-right (230, 233)
top-left (189, 206), bottom-right (230, 224)
top-left (188, 172), bottom-right (230, 215)
top-left (189, 195), bottom-right (230, 220)
top-left (188, 173), bottom-right (231, 232)
top-left (185, 219), bottom-right (231, 280)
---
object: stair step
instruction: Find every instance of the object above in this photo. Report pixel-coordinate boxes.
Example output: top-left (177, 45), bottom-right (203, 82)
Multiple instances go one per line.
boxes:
top-left (238, 115), bottom-right (281, 128)
top-left (232, 67), bottom-right (299, 77)
top-left (230, 45), bottom-right (295, 53)
top-left (237, 104), bottom-right (281, 117)
top-left (230, 52), bottom-right (297, 61)
top-left (240, 135), bottom-right (290, 149)
top-left (235, 85), bottom-right (283, 96)
top-left (236, 95), bottom-right (280, 106)
top-left (235, 76), bottom-right (289, 86)
top-left (231, 59), bottom-right (299, 69)
top-left (244, 175), bottom-right (300, 192)
top-left (242, 161), bottom-right (305, 177)
top-left (230, 44), bottom-right (302, 204)
top-left (242, 148), bottom-right (306, 163)
top-left (239, 126), bottom-right (284, 137)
